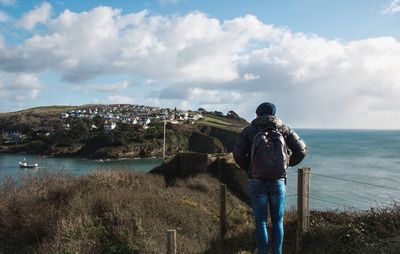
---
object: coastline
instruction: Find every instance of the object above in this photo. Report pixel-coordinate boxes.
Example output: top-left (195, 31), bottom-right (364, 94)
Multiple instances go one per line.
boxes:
top-left (94, 156), bottom-right (162, 162)
top-left (0, 140), bottom-right (169, 160)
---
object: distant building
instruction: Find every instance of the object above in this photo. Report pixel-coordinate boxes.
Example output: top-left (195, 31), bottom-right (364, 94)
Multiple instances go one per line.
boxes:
top-left (32, 127), bottom-right (55, 137)
top-left (104, 121), bottom-right (117, 131)
top-left (57, 104), bottom-right (200, 128)
top-left (191, 113), bottom-right (203, 120)
top-left (32, 127), bottom-right (55, 133)
top-left (2, 131), bottom-right (26, 144)
top-left (175, 112), bottom-right (189, 121)
top-left (60, 113), bottom-right (69, 119)
top-left (139, 117), bottom-right (151, 126)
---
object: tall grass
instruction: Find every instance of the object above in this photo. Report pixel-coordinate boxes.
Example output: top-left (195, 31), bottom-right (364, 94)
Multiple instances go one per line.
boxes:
top-left (1, 170), bottom-right (400, 253)
top-left (0, 170), bottom-right (254, 253)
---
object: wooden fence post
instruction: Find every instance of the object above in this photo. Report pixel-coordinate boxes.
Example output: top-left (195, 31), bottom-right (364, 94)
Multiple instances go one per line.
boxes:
top-left (296, 167), bottom-right (311, 253)
top-left (220, 184), bottom-right (227, 239)
top-left (167, 229), bottom-right (176, 254)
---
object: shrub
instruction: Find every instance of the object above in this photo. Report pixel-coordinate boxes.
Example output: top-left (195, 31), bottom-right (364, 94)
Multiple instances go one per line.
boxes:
top-left (2, 170), bottom-right (399, 253)
top-left (0, 171), bottom-right (253, 253)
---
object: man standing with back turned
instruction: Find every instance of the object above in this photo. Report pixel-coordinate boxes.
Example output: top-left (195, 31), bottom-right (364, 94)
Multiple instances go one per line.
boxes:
top-left (233, 102), bottom-right (307, 254)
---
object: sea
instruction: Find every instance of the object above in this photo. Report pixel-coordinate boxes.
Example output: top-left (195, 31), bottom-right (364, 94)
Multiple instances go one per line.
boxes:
top-left (1, 129), bottom-right (400, 211)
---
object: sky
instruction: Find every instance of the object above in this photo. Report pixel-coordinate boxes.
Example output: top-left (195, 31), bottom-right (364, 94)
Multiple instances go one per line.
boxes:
top-left (1, 0), bottom-right (400, 129)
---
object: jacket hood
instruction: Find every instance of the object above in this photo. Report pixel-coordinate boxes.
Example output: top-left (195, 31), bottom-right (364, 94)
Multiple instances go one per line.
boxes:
top-left (251, 115), bottom-right (283, 130)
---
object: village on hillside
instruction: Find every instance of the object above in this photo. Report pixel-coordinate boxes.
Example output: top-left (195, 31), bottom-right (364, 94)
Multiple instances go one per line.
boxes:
top-left (1, 104), bottom-right (204, 144)
top-left (60, 104), bottom-right (204, 130)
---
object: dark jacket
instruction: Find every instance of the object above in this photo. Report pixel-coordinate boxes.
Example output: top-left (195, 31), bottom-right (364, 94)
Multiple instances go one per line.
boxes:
top-left (233, 115), bottom-right (307, 179)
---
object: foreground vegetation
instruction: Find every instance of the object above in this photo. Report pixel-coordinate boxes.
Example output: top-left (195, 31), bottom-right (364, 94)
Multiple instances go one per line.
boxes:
top-left (1, 170), bottom-right (400, 253)
top-left (0, 170), bottom-right (254, 253)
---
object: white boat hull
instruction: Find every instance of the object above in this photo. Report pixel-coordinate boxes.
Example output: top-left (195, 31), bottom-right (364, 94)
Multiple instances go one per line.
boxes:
top-left (19, 161), bottom-right (38, 168)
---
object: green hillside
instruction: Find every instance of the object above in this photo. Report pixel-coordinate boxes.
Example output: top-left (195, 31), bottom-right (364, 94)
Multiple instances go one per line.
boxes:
top-left (0, 105), bottom-right (248, 159)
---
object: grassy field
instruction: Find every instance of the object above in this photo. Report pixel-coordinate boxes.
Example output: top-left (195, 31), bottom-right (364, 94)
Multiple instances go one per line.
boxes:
top-left (196, 115), bottom-right (244, 132)
top-left (18, 105), bottom-right (77, 113)
top-left (1, 169), bottom-right (400, 253)
top-left (0, 105), bottom-right (76, 116)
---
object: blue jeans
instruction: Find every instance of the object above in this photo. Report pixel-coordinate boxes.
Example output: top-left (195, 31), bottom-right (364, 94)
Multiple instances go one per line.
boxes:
top-left (250, 179), bottom-right (286, 254)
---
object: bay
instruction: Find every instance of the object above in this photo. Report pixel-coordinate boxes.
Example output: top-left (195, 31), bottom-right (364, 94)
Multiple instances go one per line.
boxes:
top-left (0, 153), bottom-right (163, 183)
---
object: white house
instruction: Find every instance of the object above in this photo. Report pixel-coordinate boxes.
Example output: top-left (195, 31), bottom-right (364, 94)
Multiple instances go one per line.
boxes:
top-left (190, 113), bottom-right (203, 121)
top-left (2, 131), bottom-right (26, 144)
top-left (183, 112), bottom-right (189, 120)
top-left (104, 121), bottom-right (117, 131)
top-left (60, 113), bottom-right (69, 119)
top-left (176, 112), bottom-right (189, 121)
top-left (139, 117), bottom-right (151, 126)
top-left (121, 117), bottom-right (129, 123)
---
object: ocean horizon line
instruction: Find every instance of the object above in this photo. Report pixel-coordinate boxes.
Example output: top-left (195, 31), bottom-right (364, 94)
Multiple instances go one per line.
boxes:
top-left (294, 127), bottom-right (400, 131)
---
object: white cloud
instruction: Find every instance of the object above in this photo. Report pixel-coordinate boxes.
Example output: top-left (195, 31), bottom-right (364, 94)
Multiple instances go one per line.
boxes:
top-left (382, 0), bottom-right (400, 14)
top-left (158, 0), bottom-right (179, 5)
top-left (243, 73), bottom-right (260, 81)
top-left (146, 79), bottom-right (157, 85)
top-left (1, 6), bottom-right (400, 128)
top-left (188, 88), bottom-right (242, 104)
top-left (0, 35), bottom-right (4, 48)
top-left (0, 0), bottom-right (16, 6)
top-left (0, 11), bottom-right (9, 22)
top-left (16, 2), bottom-right (52, 30)
top-left (93, 81), bottom-right (130, 92)
top-left (232, 35), bottom-right (400, 128)
top-left (105, 95), bottom-right (135, 104)
top-left (1, 9), bottom-right (271, 83)
top-left (0, 72), bottom-right (42, 102)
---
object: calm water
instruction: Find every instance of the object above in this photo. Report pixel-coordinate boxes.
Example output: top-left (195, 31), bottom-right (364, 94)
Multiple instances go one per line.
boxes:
top-left (0, 154), bottom-right (162, 183)
top-left (1, 129), bottom-right (400, 210)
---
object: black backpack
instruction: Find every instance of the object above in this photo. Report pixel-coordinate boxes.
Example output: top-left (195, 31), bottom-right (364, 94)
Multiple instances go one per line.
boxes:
top-left (250, 128), bottom-right (289, 180)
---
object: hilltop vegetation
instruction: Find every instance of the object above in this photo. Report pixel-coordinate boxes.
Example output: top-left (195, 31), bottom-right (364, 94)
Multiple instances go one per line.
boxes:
top-left (11, 105), bottom-right (78, 115)
top-left (0, 105), bottom-right (248, 159)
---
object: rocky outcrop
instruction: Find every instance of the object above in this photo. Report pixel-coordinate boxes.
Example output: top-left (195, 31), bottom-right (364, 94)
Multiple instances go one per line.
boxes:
top-left (188, 132), bottom-right (224, 153)
top-left (77, 140), bottom-right (168, 159)
top-left (150, 152), bottom-right (249, 203)
top-left (198, 126), bottom-right (240, 152)
top-left (151, 152), bottom-right (210, 183)
top-left (0, 141), bottom-right (48, 154)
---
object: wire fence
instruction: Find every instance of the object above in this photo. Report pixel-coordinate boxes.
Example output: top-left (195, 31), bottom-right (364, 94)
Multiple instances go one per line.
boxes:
top-left (290, 168), bottom-right (400, 252)
top-left (312, 172), bottom-right (400, 192)
top-left (215, 167), bottom-right (399, 252)
top-left (287, 170), bottom-right (400, 210)
top-left (225, 169), bottom-right (400, 210)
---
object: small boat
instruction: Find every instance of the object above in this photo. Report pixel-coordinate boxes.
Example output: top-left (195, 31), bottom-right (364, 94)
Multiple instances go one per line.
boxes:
top-left (19, 159), bottom-right (38, 168)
